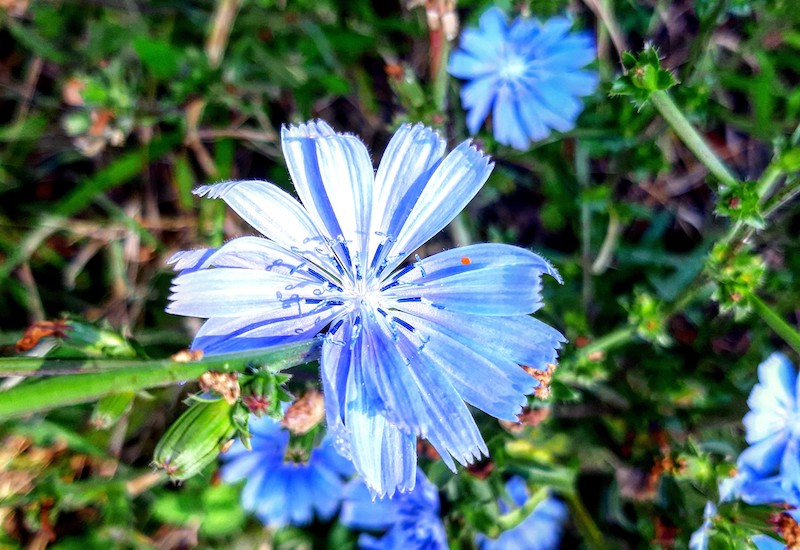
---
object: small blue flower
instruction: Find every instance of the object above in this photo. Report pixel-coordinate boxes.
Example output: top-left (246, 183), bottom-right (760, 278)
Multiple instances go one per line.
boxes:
top-left (738, 353), bottom-right (800, 489)
top-left (167, 121), bottom-right (565, 497)
top-left (219, 414), bottom-right (353, 527)
top-left (479, 476), bottom-right (567, 550)
top-left (340, 468), bottom-right (447, 549)
top-left (448, 7), bottom-right (598, 150)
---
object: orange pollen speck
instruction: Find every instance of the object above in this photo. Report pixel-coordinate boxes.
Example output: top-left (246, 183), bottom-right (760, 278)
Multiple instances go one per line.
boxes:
top-left (461, 257), bottom-right (471, 265)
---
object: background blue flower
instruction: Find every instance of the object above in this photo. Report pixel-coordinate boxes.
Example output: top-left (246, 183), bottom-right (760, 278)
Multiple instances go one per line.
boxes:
top-left (738, 353), bottom-right (800, 489)
top-left (448, 7), bottom-right (598, 150)
top-left (219, 414), bottom-right (353, 528)
top-left (340, 468), bottom-right (448, 549)
top-left (479, 476), bottom-right (568, 550)
top-left (168, 121), bottom-right (565, 497)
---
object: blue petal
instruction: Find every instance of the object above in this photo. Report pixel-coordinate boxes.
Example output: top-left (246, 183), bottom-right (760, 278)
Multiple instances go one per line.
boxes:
top-left (167, 248), bottom-right (217, 273)
top-left (340, 481), bottom-right (399, 530)
top-left (448, 50), bottom-right (495, 79)
top-left (752, 536), bottom-right (787, 550)
top-left (282, 121), bottom-right (375, 274)
top-left (369, 124), bottom-right (446, 277)
top-left (545, 71), bottom-right (600, 97)
top-left (461, 76), bottom-right (498, 135)
top-left (382, 141), bottom-right (493, 275)
top-left (323, 324), bottom-right (417, 497)
top-left (751, 352), bottom-right (797, 415)
top-left (392, 307), bottom-right (564, 421)
top-left (387, 244), bottom-right (561, 316)
top-left (193, 179), bottom-right (339, 275)
top-left (457, 28), bottom-right (503, 62)
top-left (168, 236), bottom-right (311, 275)
top-left (478, 6), bottom-right (508, 35)
top-left (492, 87), bottom-right (530, 150)
top-left (166, 267), bottom-right (333, 318)
top-left (359, 313), bottom-right (488, 471)
top-left (737, 430), bottom-right (790, 478)
top-left (524, 16), bottom-right (573, 54)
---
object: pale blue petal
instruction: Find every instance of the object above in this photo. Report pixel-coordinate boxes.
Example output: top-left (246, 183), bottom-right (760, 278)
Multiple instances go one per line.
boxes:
top-left (191, 305), bottom-right (341, 354)
top-left (524, 16), bottom-right (573, 54)
top-left (751, 352), bottom-right (797, 413)
top-left (168, 237), bottom-right (311, 275)
top-left (492, 87), bottom-right (530, 150)
top-left (737, 430), bottom-right (790, 477)
top-left (369, 124), bottom-right (446, 277)
top-left (448, 50), bottom-right (495, 79)
top-left (457, 28), bottom-right (503, 61)
top-left (383, 142), bottom-right (493, 273)
top-left (194, 179), bottom-right (338, 274)
top-left (478, 6), bottom-right (508, 35)
top-left (340, 481), bottom-right (399, 529)
top-left (461, 76), bottom-right (498, 134)
top-left (359, 313), bottom-right (488, 470)
top-left (282, 122), bottom-right (375, 273)
top-left (167, 268), bottom-right (332, 318)
top-left (167, 248), bottom-right (217, 273)
top-left (386, 244), bottom-right (561, 316)
top-left (545, 71), bottom-right (600, 96)
top-left (517, 96), bottom-right (552, 142)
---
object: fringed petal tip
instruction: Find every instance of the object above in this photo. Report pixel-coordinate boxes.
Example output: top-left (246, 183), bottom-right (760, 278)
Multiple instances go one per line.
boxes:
top-left (534, 252), bottom-right (563, 285)
top-left (193, 179), bottom-right (268, 199)
top-left (281, 119), bottom-right (336, 140)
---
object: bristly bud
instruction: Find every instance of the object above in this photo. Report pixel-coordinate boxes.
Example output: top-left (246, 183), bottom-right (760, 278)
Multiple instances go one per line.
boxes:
top-left (624, 290), bottom-right (672, 347)
top-left (153, 399), bottom-right (237, 481)
top-left (707, 242), bottom-right (766, 319)
top-left (239, 371), bottom-right (293, 420)
top-left (281, 390), bottom-right (325, 435)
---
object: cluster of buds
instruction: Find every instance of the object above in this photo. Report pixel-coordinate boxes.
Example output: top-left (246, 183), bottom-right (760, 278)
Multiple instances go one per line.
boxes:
top-left (625, 289), bottom-right (672, 347)
top-left (707, 242), bottom-right (766, 319)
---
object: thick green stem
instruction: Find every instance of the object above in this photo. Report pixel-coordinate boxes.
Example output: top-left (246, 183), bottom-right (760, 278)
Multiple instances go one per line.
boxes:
top-left (0, 339), bottom-right (319, 419)
top-left (495, 487), bottom-right (549, 532)
top-left (650, 90), bottom-right (738, 188)
top-left (750, 295), bottom-right (800, 355)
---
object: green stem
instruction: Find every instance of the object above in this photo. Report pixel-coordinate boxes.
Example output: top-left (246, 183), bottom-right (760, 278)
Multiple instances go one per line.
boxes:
top-left (565, 492), bottom-right (609, 550)
top-left (0, 339), bottom-right (319, 419)
top-left (650, 90), bottom-right (738, 188)
top-left (576, 326), bottom-right (636, 359)
top-left (756, 162), bottom-right (783, 201)
top-left (495, 487), bottom-right (549, 532)
top-left (750, 295), bottom-right (800, 355)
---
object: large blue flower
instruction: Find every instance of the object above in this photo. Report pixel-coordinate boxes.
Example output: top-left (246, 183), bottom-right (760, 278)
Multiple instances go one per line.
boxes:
top-left (168, 121), bottom-right (565, 496)
top-left (738, 353), bottom-right (800, 488)
top-left (219, 414), bottom-right (353, 527)
top-left (340, 468), bottom-right (447, 549)
top-left (448, 7), bottom-right (598, 150)
top-left (479, 476), bottom-right (568, 550)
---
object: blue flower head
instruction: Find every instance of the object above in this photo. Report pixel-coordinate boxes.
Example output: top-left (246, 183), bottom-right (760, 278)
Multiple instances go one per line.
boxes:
top-left (448, 7), bottom-right (598, 150)
top-left (168, 120), bottom-right (566, 497)
top-left (738, 353), bottom-right (800, 490)
top-left (219, 414), bottom-right (353, 527)
top-left (340, 468), bottom-right (447, 549)
top-left (479, 476), bottom-right (568, 550)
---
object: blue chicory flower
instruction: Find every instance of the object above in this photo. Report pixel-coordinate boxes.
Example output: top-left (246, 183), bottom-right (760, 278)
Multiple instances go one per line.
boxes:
top-left (340, 468), bottom-right (447, 549)
top-left (479, 476), bottom-right (568, 550)
top-left (752, 535), bottom-right (786, 550)
top-left (167, 120), bottom-right (565, 497)
top-left (219, 414), bottom-right (353, 527)
top-left (738, 353), bottom-right (800, 489)
top-left (448, 7), bottom-right (598, 150)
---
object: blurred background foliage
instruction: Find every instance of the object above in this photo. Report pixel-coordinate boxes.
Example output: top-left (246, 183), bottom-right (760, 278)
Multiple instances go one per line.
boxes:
top-left (1, 0), bottom-right (799, 548)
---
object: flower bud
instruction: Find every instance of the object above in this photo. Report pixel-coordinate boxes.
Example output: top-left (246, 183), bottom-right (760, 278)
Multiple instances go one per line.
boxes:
top-left (90, 391), bottom-right (135, 429)
top-left (153, 399), bottom-right (236, 481)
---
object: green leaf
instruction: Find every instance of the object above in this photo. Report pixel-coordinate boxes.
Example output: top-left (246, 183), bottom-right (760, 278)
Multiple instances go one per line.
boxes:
top-left (133, 37), bottom-right (181, 80)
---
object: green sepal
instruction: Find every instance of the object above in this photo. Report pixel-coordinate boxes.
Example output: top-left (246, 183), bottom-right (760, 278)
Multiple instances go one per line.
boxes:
top-left (90, 391), bottom-right (135, 429)
top-left (611, 44), bottom-right (678, 108)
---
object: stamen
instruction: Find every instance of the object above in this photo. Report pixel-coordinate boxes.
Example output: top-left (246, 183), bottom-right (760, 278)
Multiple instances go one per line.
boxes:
top-left (377, 308), bottom-right (388, 317)
top-left (305, 298), bottom-right (323, 304)
top-left (380, 280), bottom-right (400, 292)
top-left (392, 317), bottom-right (415, 332)
top-left (307, 268), bottom-right (329, 283)
top-left (396, 297), bottom-right (421, 303)
top-left (325, 299), bottom-right (345, 306)
top-left (370, 243), bottom-right (385, 271)
top-left (414, 254), bottom-right (426, 277)
top-left (329, 319), bottom-right (344, 334)
top-left (392, 263), bottom-right (416, 280)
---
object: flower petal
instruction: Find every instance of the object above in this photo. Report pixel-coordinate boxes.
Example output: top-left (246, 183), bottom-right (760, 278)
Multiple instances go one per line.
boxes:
top-left (369, 124), bottom-right (446, 277)
top-left (167, 268), bottom-right (334, 318)
top-left (448, 50), bottom-right (495, 79)
top-left (322, 323), bottom-right (417, 497)
top-left (384, 142), bottom-right (493, 273)
top-left (461, 76), bottom-right (498, 134)
top-left (282, 122), bottom-right (375, 274)
top-left (194, 179), bottom-right (339, 275)
top-left (737, 429), bottom-right (790, 478)
top-left (359, 313), bottom-right (488, 470)
top-left (386, 244), bottom-right (561, 316)
top-left (340, 481), bottom-right (399, 530)
top-left (492, 87), bottom-right (530, 150)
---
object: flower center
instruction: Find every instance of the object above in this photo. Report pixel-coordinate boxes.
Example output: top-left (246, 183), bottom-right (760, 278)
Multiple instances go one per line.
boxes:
top-left (499, 54), bottom-right (528, 80)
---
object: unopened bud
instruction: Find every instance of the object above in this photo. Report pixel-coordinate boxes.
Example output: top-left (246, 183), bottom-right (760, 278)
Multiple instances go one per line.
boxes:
top-left (281, 390), bottom-right (325, 435)
top-left (153, 399), bottom-right (236, 481)
top-left (522, 363), bottom-right (557, 399)
top-left (90, 392), bottom-right (135, 429)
